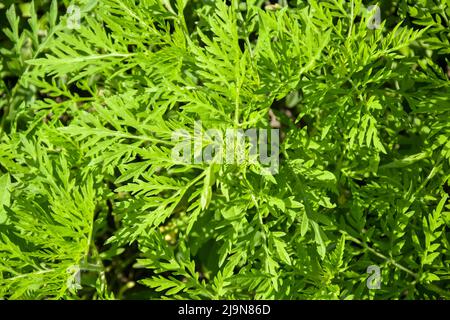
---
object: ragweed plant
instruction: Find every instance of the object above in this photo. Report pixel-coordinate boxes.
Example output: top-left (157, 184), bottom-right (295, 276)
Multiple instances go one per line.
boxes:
top-left (0, 0), bottom-right (449, 299)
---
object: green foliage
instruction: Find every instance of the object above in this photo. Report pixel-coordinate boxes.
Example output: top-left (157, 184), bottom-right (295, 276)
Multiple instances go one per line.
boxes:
top-left (0, 0), bottom-right (449, 299)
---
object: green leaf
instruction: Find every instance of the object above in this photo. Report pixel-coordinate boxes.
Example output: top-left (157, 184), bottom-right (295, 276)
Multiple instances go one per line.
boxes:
top-left (200, 166), bottom-right (214, 210)
top-left (0, 173), bottom-right (11, 224)
top-left (301, 212), bottom-right (309, 237)
top-left (311, 221), bottom-right (326, 259)
top-left (49, 0), bottom-right (58, 30)
top-left (273, 237), bottom-right (291, 265)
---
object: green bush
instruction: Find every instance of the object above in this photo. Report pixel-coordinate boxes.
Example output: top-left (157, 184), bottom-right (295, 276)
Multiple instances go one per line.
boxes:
top-left (0, 0), bottom-right (449, 299)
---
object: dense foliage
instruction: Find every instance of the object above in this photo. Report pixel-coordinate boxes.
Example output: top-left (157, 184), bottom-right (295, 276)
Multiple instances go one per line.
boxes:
top-left (0, 0), bottom-right (449, 299)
